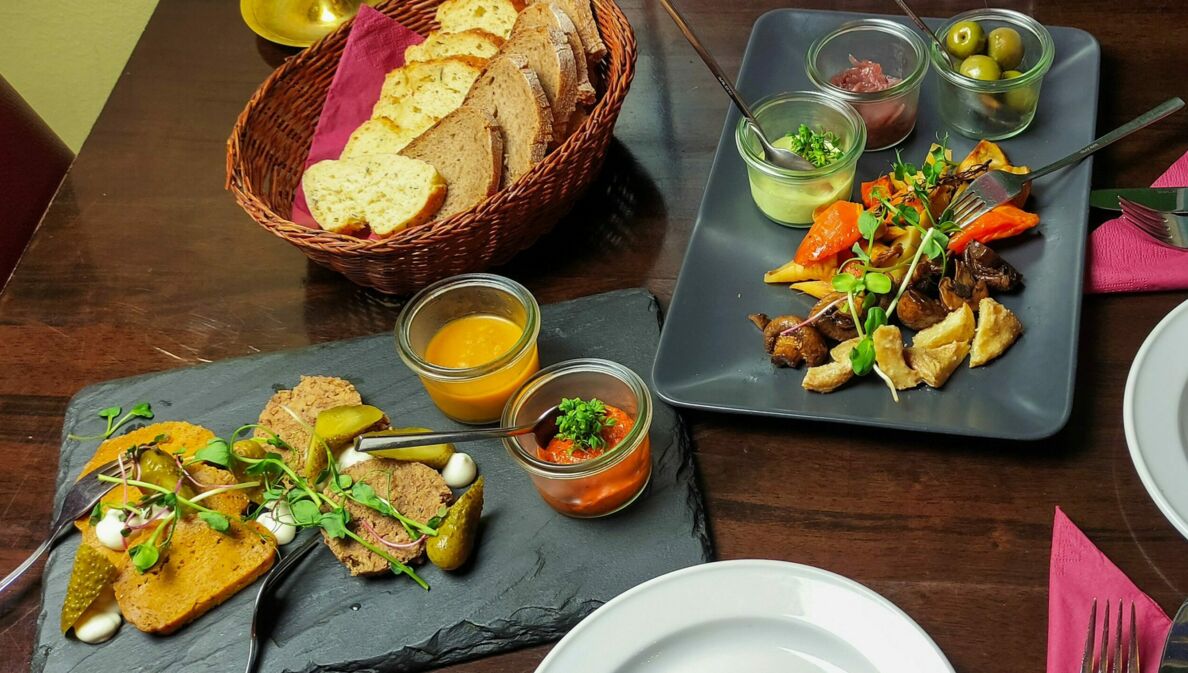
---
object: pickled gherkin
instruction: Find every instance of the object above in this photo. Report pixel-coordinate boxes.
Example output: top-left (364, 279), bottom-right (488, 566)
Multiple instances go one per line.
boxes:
top-left (307, 405), bottom-right (388, 480)
top-left (427, 477), bottom-right (484, 571)
top-left (359, 427), bottom-right (455, 470)
top-left (60, 544), bottom-right (118, 633)
top-left (138, 447), bottom-right (195, 500)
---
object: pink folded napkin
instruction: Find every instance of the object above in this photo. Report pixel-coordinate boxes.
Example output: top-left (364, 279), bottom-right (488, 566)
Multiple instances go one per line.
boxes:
top-left (290, 6), bottom-right (423, 227)
top-left (1087, 149), bottom-right (1188, 293)
top-left (1047, 507), bottom-right (1172, 673)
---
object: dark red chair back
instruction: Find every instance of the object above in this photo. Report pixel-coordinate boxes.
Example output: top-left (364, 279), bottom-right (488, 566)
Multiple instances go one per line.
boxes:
top-left (0, 74), bottom-right (72, 289)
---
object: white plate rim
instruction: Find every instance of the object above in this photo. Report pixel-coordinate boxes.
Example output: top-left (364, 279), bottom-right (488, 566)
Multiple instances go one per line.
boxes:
top-left (535, 559), bottom-right (955, 673)
top-left (1124, 299), bottom-right (1188, 541)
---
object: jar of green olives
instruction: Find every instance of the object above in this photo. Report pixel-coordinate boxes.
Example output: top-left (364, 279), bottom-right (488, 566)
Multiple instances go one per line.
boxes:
top-left (930, 8), bottom-right (1054, 140)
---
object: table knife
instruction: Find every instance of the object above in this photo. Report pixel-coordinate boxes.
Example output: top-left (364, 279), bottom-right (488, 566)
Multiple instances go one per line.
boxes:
top-left (1090, 187), bottom-right (1188, 213)
top-left (1159, 598), bottom-right (1188, 673)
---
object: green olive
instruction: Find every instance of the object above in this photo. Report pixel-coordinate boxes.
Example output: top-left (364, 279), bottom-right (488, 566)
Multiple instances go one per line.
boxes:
top-left (987, 27), bottom-right (1024, 70)
top-left (945, 20), bottom-right (985, 59)
top-left (958, 54), bottom-right (1002, 81)
top-left (1000, 70), bottom-right (1038, 113)
top-left (427, 477), bottom-right (484, 571)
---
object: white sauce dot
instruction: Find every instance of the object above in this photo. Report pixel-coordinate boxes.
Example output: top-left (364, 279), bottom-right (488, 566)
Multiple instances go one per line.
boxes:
top-left (441, 452), bottom-right (477, 488)
top-left (94, 509), bottom-right (127, 551)
top-left (74, 595), bottom-right (122, 644)
top-left (336, 445), bottom-right (373, 471)
top-left (257, 499), bottom-right (296, 545)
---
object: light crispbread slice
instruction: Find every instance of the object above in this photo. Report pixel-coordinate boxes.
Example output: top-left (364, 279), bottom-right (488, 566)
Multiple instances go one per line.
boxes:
top-left (531, 0), bottom-right (605, 64)
top-left (501, 24), bottom-right (578, 141)
top-left (401, 107), bottom-right (502, 220)
top-left (341, 118), bottom-right (420, 159)
top-left (302, 154), bottom-right (446, 237)
top-left (404, 29), bottom-right (504, 64)
top-left (515, 2), bottom-right (596, 105)
top-left (463, 54), bottom-right (553, 186)
top-left (113, 517), bottom-right (275, 635)
top-left (435, 0), bottom-right (526, 39)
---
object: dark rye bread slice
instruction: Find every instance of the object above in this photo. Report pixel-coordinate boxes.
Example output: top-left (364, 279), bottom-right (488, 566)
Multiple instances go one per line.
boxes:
top-left (530, 0), bottom-right (606, 65)
top-left (501, 25), bottom-right (578, 142)
top-left (514, 3), bottom-right (596, 106)
top-left (322, 460), bottom-right (453, 576)
top-left (463, 54), bottom-right (553, 186)
top-left (400, 106), bottom-right (502, 220)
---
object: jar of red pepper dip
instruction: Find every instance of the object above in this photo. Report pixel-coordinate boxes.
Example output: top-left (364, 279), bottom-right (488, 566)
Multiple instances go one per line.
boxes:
top-left (502, 359), bottom-right (653, 518)
top-left (806, 19), bottom-right (928, 151)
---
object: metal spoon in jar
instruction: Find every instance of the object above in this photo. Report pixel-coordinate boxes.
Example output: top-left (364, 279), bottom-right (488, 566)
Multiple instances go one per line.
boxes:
top-left (352, 406), bottom-right (562, 453)
top-left (657, 0), bottom-right (814, 171)
top-left (890, 0), bottom-right (956, 67)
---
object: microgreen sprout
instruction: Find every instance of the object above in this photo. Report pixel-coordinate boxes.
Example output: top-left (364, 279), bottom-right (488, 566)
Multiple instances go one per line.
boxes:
top-left (68, 402), bottom-right (155, 441)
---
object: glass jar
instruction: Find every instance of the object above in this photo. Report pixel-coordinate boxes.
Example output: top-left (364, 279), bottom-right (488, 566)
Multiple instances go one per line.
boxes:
top-left (502, 359), bottom-right (653, 518)
top-left (396, 274), bottom-right (541, 425)
top-left (805, 18), bottom-right (928, 151)
top-left (929, 8), bottom-right (1054, 140)
top-left (735, 91), bottom-right (866, 227)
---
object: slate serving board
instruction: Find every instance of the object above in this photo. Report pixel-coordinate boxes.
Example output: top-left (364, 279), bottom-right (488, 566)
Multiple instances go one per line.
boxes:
top-left (32, 289), bottom-right (712, 673)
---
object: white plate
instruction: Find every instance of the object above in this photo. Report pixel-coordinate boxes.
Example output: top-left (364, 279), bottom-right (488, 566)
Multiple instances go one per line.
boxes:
top-left (536, 560), bottom-right (954, 673)
top-left (1124, 300), bottom-right (1188, 541)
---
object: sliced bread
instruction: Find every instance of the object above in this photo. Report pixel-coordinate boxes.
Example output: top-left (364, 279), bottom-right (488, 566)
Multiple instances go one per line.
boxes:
top-left (401, 107), bottom-right (502, 220)
top-left (404, 29), bottom-right (504, 64)
top-left (514, 2), bottom-right (596, 105)
top-left (435, 0), bottom-right (526, 39)
top-left (371, 57), bottom-right (485, 144)
top-left (341, 118), bottom-right (420, 159)
top-left (463, 54), bottom-right (553, 186)
top-left (531, 0), bottom-right (605, 64)
top-left (501, 25), bottom-right (578, 141)
top-left (114, 517), bottom-right (275, 634)
top-left (302, 154), bottom-right (446, 237)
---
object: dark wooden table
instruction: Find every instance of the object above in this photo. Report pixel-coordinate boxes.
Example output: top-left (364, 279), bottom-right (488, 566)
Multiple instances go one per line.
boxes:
top-left (1, 1), bottom-right (1185, 671)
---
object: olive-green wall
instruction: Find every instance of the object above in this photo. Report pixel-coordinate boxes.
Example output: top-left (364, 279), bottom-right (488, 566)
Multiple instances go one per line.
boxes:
top-left (0, 1), bottom-right (159, 153)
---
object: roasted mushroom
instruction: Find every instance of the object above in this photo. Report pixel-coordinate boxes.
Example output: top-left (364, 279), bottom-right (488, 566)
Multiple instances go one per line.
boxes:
top-left (809, 293), bottom-right (858, 341)
top-left (964, 241), bottom-right (1023, 292)
top-left (748, 313), bottom-right (829, 368)
top-left (895, 288), bottom-right (949, 331)
top-left (938, 261), bottom-right (989, 313)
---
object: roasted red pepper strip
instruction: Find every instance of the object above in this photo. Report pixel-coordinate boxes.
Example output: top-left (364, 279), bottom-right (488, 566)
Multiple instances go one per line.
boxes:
top-left (794, 201), bottom-right (865, 265)
top-left (860, 176), bottom-right (894, 210)
top-left (947, 204), bottom-right (1039, 254)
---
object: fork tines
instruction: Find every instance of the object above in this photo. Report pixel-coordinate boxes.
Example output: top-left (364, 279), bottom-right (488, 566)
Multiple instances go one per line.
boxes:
top-left (1120, 197), bottom-right (1174, 243)
top-left (1080, 598), bottom-right (1140, 673)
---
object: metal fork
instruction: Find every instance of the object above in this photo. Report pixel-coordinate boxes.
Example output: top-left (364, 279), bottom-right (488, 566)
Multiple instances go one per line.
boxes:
top-left (0, 458), bottom-right (124, 594)
top-left (244, 534), bottom-right (321, 673)
top-left (949, 98), bottom-right (1184, 229)
top-left (1080, 598), bottom-right (1140, 673)
top-left (1120, 197), bottom-right (1188, 248)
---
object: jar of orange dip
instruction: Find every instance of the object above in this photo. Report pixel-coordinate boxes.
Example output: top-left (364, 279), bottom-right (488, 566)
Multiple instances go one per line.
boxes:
top-left (396, 274), bottom-right (541, 424)
top-left (502, 359), bottom-right (653, 518)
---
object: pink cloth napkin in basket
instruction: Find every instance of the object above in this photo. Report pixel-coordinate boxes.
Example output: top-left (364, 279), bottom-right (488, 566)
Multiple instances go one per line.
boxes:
top-left (1087, 149), bottom-right (1188, 293)
top-left (1047, 508), bottom-right (1172, 673)
top-left (290, 6), bottom-right (423, 227)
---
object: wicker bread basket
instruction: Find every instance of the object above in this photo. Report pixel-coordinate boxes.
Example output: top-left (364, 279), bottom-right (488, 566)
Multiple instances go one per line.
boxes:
top-left (227, 0), bottom-right (637, 294)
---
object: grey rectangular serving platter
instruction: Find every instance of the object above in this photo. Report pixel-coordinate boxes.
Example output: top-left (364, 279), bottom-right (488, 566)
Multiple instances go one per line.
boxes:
top-left (33, 289), bottom-right (711, 673)
top-left (653, 8), bottom-right (1100, 440)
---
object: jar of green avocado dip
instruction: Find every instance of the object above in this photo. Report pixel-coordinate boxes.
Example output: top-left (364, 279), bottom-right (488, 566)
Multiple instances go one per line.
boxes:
top-left (735, 91), bottom-right (867, 227)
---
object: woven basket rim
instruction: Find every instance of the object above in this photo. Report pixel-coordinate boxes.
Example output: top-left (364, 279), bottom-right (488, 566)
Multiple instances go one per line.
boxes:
top-left (226, 0), bottom-right (637, 256)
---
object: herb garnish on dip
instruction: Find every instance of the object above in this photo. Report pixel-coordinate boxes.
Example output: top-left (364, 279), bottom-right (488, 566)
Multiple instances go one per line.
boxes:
top-left (539, 397), bottom-right (635, 464)
top-left (775, 124), bottom-right (844, 168)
